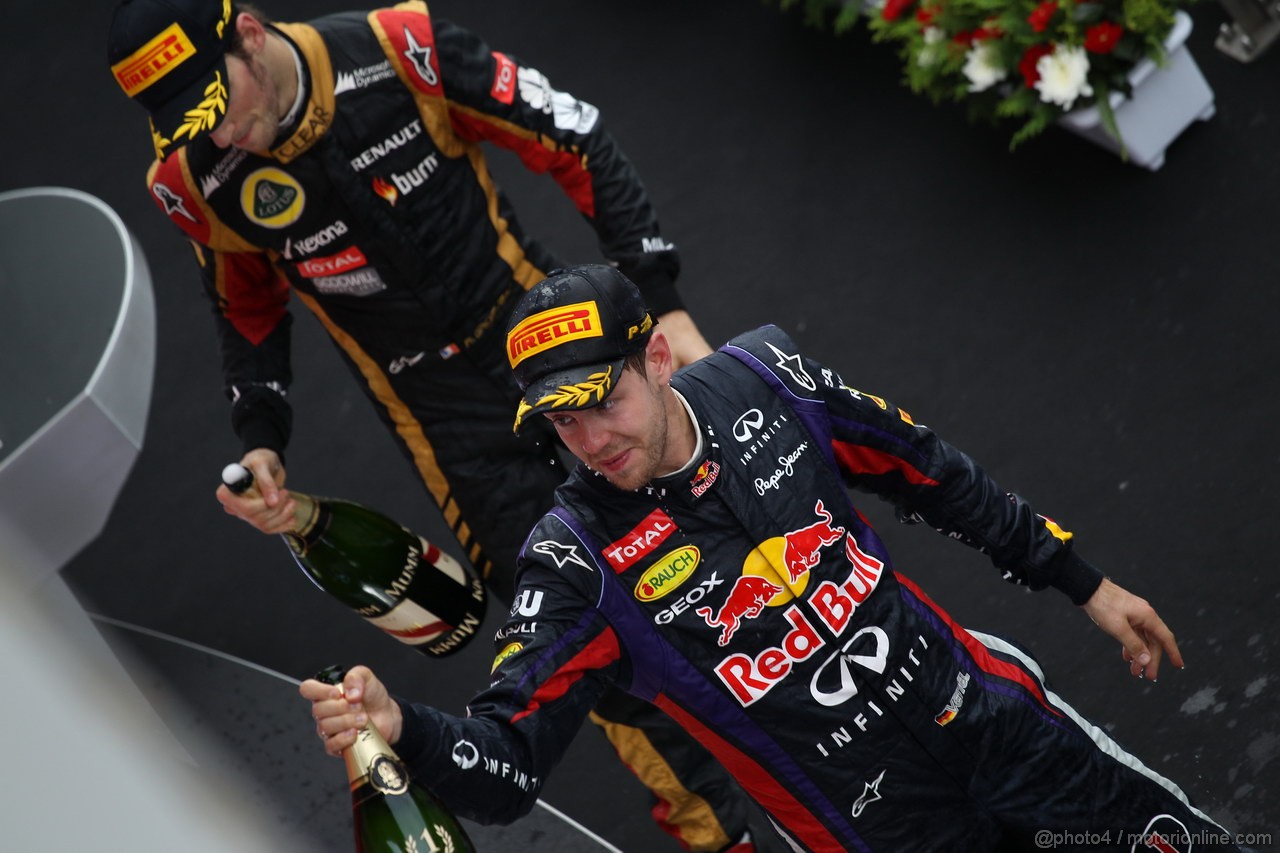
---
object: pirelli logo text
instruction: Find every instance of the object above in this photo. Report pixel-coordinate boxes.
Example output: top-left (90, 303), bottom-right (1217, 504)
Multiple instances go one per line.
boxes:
top-left (112, 23), bottom-right (196, 97)
top-left (506, 301), bottom-right (602, 368)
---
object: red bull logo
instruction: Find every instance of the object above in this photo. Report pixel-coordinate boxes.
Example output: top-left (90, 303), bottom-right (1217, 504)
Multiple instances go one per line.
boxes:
top-left (690, 460), bottom-right (720, 498)
top-left (696, 575), bottom-right (783, 646)
top-left (714, 605), bottom-right (824, 704)
top-left (710, 530), bottom-right (887, 707)
top-left (781, 500), bottom-right (845, 583)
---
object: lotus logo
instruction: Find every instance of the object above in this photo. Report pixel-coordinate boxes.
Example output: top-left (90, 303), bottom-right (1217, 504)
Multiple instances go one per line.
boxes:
top-left (733, 409), bottom-right (765, 442)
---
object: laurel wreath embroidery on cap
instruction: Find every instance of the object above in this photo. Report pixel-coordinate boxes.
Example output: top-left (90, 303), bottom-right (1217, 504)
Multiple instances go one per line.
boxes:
top-left (175, 72), bottom-right (228, 144)
top-left (217, 0), bottom-right (231, 38)
top-left (513, 398), bottom-right (534, 431)
top-left (150, 120), bottom-right (172, 159)
top-left (536, 367), bottom-right (614, 410)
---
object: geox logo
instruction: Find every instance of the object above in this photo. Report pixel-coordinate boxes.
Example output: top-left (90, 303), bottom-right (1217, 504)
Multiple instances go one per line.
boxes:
top-left (334, 60), bottom-right (396, 95)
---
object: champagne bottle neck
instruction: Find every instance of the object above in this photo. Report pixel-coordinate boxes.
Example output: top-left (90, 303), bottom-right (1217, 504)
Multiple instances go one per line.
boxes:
top-left (284, 491), bottom-right (328, 555)
top-left (343, 724), bottom-right (411, 795)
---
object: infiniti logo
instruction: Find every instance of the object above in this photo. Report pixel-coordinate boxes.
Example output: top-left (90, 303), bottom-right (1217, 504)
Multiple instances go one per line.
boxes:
top-left (451, 740), bottom-right (479, 770)
top-left (809, 626), bottom-right (890, 707)
top-left (733, 409), bottom-right (765, 442)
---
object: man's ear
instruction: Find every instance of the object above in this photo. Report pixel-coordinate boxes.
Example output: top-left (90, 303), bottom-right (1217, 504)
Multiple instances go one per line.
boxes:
top-left (647, 332), bottom-right (674, 384)
top-left (234, 11), bottom-right (268, 53)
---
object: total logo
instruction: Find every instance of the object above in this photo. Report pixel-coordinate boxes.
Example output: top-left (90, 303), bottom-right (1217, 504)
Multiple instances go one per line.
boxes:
top-left (605, 508), bottom-right (676, 572)
top-left (295, 245), bottom-right (367, 279)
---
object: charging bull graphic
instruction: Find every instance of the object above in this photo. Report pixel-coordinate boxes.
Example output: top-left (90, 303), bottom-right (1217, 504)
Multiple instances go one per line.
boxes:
top-left (697, 576), bottom-right (784, 646)
top-left (782, 500), bottom-right (845, 583)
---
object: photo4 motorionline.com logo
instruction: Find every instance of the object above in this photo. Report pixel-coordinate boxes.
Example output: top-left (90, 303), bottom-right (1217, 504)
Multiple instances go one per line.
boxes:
top-left (1033, 827), bottom-right (1271, 851)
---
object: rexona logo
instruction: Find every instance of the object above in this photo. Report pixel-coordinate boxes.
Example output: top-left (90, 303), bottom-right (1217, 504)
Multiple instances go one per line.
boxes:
top-left (241, 168), bottom-right (305, 228)
top-left (635, 546), bottom-right (700, 602)
top-left (506, 300), bottom-right (602, 368)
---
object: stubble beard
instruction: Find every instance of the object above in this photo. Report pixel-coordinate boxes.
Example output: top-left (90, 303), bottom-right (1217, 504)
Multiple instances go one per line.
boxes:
top-left (599, 384), bottom-right (670, 492)
top-left (249, 55), bottom-right (283, 146)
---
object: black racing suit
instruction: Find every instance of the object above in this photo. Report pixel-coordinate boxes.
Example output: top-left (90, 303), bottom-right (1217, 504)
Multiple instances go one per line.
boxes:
top-left (142, 3), bottom-right (749, 849)
top-left (392, 326), bottom-right (1242, 853)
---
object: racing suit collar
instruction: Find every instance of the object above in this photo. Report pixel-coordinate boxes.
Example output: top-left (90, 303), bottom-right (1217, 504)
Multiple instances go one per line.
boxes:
top-left (577, 387), bottom-right (719, 505)
top-left (268, 23), bottom-right (337, 163)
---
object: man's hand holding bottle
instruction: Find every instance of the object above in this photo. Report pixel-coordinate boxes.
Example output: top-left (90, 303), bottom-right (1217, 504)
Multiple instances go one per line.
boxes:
top-left (215, 448), bottom-right (297, 533)
top-left (301, 666), bottom-right (403, 757)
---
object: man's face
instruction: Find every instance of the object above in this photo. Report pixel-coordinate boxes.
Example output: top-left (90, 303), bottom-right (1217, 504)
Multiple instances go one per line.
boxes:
top-left (208, 51), bottom-right (282, 151)
top-left (545, 363), bottom-right (672, 492)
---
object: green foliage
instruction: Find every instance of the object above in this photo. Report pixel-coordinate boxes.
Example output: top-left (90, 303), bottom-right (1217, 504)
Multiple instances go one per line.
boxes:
top-left (769, 0), bottom-right (1192, 148)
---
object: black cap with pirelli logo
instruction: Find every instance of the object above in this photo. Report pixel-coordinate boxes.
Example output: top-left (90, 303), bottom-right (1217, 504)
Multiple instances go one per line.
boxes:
top-left (506, 265), bottom-right (655, 432)
top-left (108, 0), bottom-right (234, 157)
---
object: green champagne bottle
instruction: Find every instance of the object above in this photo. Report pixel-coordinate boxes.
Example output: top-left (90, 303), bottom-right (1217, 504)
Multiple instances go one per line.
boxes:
top-left (222, 464), bottom-right (486, 657)
top-left (315, 666), bottom-right (478, 853)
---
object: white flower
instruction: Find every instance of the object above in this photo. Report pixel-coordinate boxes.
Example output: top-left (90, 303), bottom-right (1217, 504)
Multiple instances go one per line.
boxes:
top-left (1034, 44), bottom-right (1093, 110)
top-left (917, 27), bottom-right (945, 68)
top-left (962, 42), bottom-right (1007, 92)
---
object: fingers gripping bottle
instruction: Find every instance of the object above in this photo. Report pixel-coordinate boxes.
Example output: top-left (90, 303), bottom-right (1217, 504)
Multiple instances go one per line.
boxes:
top-left (316, 666), bottom-right (477, 853)
top-left (221, 464), bottom-right (486, 657)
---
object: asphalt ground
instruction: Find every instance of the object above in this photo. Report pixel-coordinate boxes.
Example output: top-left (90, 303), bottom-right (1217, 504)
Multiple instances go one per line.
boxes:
top-left (5, 0), bottom-right (1278, 848)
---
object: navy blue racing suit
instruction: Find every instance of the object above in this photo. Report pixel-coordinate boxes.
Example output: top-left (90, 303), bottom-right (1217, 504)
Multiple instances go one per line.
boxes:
top-left (391, 326), bottom-right (1242, 853)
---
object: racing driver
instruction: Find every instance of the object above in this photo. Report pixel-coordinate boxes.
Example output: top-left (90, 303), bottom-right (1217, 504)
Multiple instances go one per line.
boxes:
top-left (105, 1), bottom-right (778, 850)
top-left (301, 265), bottom-right (1248, 851)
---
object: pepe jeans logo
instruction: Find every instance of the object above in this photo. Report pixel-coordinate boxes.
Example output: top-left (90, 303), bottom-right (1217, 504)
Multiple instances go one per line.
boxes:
top-left (241, 168), bottom-right (304, 228)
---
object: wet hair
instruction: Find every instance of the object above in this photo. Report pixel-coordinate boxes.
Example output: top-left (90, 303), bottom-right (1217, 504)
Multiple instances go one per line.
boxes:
top-left (624, 348), bottom-right (649, 377)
